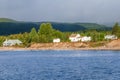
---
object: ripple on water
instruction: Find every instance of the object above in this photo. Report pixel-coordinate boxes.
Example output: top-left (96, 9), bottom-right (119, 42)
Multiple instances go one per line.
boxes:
top-left (0, 50), bottom-right (119, 80)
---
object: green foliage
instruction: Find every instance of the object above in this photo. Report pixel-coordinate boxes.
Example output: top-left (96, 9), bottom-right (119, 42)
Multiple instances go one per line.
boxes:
top-left (0, 22), bottom-right (116, 47)
top-left (0, 36), bottom-right (6, 46)
top-left (112, 23), bottom-right (119, 34)
top-left (0, 21), bottom-right (111, 35)
top-left (22, 32), bottom-right (31, 47)
top-left (38, 23), bottom-right (53, 35)
top-left (77, 23), bottom-right (111, 31)
top-left (6, 32), bottom-right (30, 47)
top-left (62, 32), bottom-right (71, 42)
top-left (0, 22), bottom-right (38, 35)
top-left (39, 35), bottom-right (48, 43)
top-left (38, 23), bottom-right (65, 43)
top-left (80, 30), bottom-right (108, 42)
top-left (112, 22), bottom-right (120, 37)
top-left (38, 23), bottom-right (47, 35)
top-left (29, 28), bottom-right (39, 43)
top-left (38, 23), bottom-right (54, 42)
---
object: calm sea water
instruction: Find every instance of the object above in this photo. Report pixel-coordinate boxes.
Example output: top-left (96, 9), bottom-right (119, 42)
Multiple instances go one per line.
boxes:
top-left (0, 50), bottom-right (120, 80)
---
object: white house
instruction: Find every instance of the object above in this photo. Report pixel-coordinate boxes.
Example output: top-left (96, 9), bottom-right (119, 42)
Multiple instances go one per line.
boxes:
top-left (81, 36), bottom-right (91, 42)
top-left (53, 38), bottom-right (60, 43)
top-left (104, 35), bottom-right (117, 40)
top-left (69, 34), bottom-right (81, 42)
top-left (3, 39), bottom-right (22, 47)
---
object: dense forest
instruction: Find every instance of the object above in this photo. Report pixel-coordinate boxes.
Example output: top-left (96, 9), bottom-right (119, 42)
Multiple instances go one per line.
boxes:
top-left (0, 18), bottom-right (111, 35)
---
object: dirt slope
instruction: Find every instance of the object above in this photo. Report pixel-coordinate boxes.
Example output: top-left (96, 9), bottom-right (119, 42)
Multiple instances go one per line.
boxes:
top-left (30, 42), bottom-right (90, 49)
top-left (106, 39), bottom-right (120, 48)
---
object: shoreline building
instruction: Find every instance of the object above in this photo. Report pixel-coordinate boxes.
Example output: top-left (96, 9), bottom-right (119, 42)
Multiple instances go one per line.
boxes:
top-left (69, 34), bottom-right (81, 42)
top-left (81, 36), bottom-right (91, 42)
top-left (3, 39), bottom-right (22, 47)
top-left (105, 35), bottom-right (118, 40)
top-left (53, 38), bottom-right (61, 43)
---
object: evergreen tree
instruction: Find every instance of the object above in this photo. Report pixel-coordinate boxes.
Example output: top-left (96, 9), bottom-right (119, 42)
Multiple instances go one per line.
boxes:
top-left (29, 27), bottom-right (39, 43)
top-left (22, 32), bottom-right (31, 47)
top-left (38, 23), bottom-right (46, 35)
top-left (112, 23), bottom-right (120, 36)
top-left (38, 23), bottom-right (65, 42)
top-left (38, 23), bottom-right (55, 42)
top-left (52, 30), bottom-right (63, 40)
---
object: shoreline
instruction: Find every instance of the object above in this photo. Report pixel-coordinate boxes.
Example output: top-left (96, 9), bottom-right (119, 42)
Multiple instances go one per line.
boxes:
top-left (0, 47), bottom-right (120, 51)
top-left (1, 39), bottom-right (120, 51)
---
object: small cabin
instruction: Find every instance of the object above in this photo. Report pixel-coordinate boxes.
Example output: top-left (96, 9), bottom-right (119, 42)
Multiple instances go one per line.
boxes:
top-left (53, 38), bottom-right (60, 43)
top-left (3, 39), bottom-right (22, 47)
top-left (69, 34), bottom-right (81, 42)
top-left (81, 36), bottom-right (91, 42)
top-left (104, 35), bottom-right (117, 40)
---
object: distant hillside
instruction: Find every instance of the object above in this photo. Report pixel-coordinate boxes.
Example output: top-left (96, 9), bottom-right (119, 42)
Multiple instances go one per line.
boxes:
top-left (76, 23), bottom-right (111, 31)
top-left (0, 18), bottom-right (17, 22)
top-left (0, 22), bottom-right (38, 35)
top-left (51, 22), bottom-right (86, 32)
top-left (100, 22), bottom-right (118, 27)
top-left (0, 18), bottom-right (112, 35)
top-left (0, 22), bottom-right (86, 35)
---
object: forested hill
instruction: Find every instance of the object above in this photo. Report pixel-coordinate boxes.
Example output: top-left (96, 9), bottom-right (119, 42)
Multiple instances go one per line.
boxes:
top-left (76, 23), bottom-right (110, 30)
top-left (0, 18), bottom-right (112, 35)
top-left (0, 18), bottom-right (17, 22)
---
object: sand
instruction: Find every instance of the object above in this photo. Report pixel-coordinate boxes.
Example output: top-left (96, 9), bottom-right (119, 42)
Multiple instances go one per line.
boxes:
top-left (0, 47), bottom-right (120, 51)
top-left (0, 39), bottom-right (120, 51)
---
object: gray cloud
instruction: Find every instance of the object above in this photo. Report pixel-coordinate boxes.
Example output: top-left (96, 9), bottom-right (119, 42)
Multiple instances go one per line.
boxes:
top-left (0, 0), bottom-right (120, 23)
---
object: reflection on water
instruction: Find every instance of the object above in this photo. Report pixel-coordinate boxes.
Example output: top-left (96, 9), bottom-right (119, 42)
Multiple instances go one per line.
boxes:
top-left (0, 50), bottom-right (120, 80)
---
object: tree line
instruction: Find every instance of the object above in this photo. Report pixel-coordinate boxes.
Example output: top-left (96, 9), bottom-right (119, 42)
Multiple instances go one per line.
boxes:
top-left (112, 22), bottom-right (120, 37)
top-left (0, 22), bottom-right (119, 47)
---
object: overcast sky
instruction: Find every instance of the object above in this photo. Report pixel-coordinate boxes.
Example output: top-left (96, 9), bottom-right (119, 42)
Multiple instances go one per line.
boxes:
top-left (0, 0), bottom-right (120, 23)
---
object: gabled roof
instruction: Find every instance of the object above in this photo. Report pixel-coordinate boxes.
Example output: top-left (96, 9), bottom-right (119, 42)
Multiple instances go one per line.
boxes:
top-left (69, 34), bottom-right (80, 37)
top-left (3, 39), bottom-right (22, 44)
top-left (105, 35), bottom-right (116, 37)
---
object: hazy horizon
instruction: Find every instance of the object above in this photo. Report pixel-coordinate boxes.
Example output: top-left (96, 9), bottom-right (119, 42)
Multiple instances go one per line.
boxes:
top-left (0, 0), bottom-right (120, 24)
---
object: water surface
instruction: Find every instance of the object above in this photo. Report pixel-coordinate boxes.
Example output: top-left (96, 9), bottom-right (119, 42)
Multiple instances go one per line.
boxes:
top-left (0, 50), bottom-right (120, 80)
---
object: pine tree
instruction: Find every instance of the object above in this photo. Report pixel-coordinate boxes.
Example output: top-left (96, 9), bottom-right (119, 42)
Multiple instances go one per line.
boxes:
top-left (112, 23), bottom-right (120, 35)
top-left (38, 23), bottom-right (65, 42)
top-left (38, 23), bottom-right (54, 42)
top-left (29, 27), bottom-right (39, 42)
top-left (38, 23), bottom-right (46, 35)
